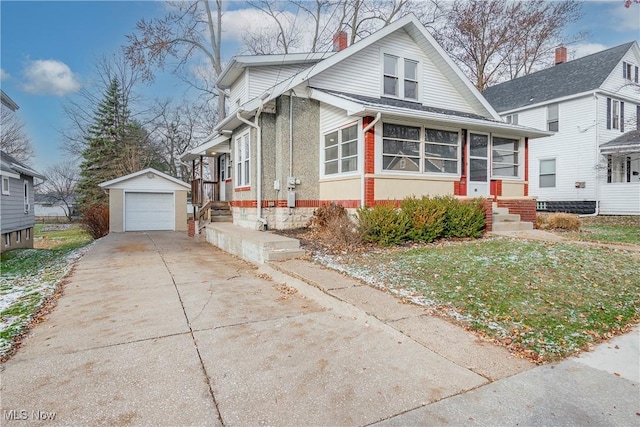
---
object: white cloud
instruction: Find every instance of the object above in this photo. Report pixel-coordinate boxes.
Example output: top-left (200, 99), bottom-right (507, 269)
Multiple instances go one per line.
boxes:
top-left (0, 68), bottom-right (9, 81)
top-left (608, 2), bottom-right (640, 32)
top-left (21, 59), bottom-right (81, 96)
top-left (570, 43), bottom-right (609, 60)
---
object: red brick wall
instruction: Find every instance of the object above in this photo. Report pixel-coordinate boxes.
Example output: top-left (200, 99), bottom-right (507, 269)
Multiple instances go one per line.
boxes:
top-left (482, 198), bottom-right (494, 232)
top-left (363, 116), bottom-right (376, 206)
top-left (497, 199), bottom-right (537, 223)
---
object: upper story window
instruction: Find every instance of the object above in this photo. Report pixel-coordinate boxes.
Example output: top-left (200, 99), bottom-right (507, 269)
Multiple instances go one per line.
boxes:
top-left (505, 114), bottom-right (518, 125)
top-left (23, 180), bottom-right (29, 213)
top-left (382, 123), bottom-right (459, 174)
top-left (323, 123), bottom-right (358, 176)
top-left (382, 53), bottom-right (419, 101)
top-left (235, 132), bottom-right (250, 187)
top-left (607, 98), bottom-right (625, 132)
top-left (622, 61), bottom-right (639, 83)
top-left (2, 177), bottom-right (9, 195)
top-left (547, 104), bottom-right (559, 132)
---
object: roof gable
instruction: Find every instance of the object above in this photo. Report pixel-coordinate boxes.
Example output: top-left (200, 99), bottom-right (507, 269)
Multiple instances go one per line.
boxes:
top-left (483, 42), bottom-right (637, 113)
top-left (99, 168), bottom-right (189, 190)
top-left (0, 150), bottom-right (44, 179)
top-left (230, 13), bottom-right (500, 122)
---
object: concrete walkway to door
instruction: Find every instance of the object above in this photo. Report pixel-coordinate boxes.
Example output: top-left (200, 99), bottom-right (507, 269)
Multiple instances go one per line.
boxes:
top-left (1, 231), bottom-right (637, 426)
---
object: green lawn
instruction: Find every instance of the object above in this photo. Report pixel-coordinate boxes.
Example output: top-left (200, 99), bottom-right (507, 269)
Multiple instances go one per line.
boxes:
top-left (549, 215), bottom-right (640, 246)
top-left (317, 238), bottom-right (640, 362)
top-left (0, 224), bottom-right (92, 359)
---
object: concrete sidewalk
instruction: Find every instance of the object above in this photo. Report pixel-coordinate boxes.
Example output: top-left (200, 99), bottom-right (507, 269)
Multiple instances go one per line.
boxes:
top-left (1, 231), bottom-right (638, 426)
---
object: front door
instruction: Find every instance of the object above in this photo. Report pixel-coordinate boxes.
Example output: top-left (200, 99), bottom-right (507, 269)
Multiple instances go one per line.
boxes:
top-left (468, 132), bottom-right (489, 196)
top-left (219, 154), bottom-right (226, 202)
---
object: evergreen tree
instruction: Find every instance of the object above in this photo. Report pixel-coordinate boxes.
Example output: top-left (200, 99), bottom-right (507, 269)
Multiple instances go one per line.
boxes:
top-left (77, 78), bottom-right (131, 209)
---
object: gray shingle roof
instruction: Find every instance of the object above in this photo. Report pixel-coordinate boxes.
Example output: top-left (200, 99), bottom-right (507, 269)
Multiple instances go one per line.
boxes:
top-left (0, 150), bottom-right (44, 179)
top-left (600, 129), bottom-right (640, 152)
top-left (483, 42), bottom-right (636, 113)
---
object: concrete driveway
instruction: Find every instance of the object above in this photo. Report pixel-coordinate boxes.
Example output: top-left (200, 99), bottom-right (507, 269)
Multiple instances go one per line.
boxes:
top-left (1, 231), bottom-right (637, 426)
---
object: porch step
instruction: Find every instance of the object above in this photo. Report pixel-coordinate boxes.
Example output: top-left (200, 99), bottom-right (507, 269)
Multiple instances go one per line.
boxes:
top-left (493, 213), bottom-right (521, 222)
top-left (264, 248), bottom-right (307, 262)
top-left (492, 221), bottom-right (534, 232)
top-left (210, 215), bottom-right (233, 223)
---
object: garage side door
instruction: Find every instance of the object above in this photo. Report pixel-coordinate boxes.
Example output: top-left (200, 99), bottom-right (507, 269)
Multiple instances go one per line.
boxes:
top-left (125, 192), bottom-right (174, 231)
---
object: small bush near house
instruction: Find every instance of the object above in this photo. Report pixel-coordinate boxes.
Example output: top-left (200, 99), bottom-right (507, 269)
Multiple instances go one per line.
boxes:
top-left (444, 197), bottom-right (485, 238)
top-left (80, 204), bottom-right (110, 239)
top-left (357, 203), bottom-right (410, 246)
top-left (537, 213), bottom-right (581, 231)
top-left (401, 196), bottom-right (447, 243)
top-left (307, 203), bottom-right (362, 247)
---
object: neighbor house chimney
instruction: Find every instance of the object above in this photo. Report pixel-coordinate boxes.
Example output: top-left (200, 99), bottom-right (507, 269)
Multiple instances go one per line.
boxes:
top-left (555, 46), bottom-right (567, 65)
top-left (333, 31), bottom-right (348, 52)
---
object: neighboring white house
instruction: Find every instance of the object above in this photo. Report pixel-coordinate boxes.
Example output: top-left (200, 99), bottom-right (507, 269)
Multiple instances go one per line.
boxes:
top-left (484, 42), bottom-right (640, 215)
top-left (182, 14), bottom-right (549, 232)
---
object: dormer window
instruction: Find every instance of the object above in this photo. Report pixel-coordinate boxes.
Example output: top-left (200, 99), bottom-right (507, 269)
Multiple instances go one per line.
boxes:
top-left (382, 52), bottom-right (419, 101)
top-left (622, 61), bottom-right (639, 83)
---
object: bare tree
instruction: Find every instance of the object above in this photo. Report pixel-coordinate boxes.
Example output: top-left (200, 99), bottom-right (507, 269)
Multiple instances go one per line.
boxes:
top-left (0, 105), bottom-right (35, 163)
top-left (41, 160), bottom-right (78, 222)
top-left (124, 0), bottom-right (225, 119)
top-left (436, 0), bottom-right (582, 91)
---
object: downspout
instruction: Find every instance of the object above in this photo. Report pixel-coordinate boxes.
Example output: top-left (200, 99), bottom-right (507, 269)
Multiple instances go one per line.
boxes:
top-left (581, 92), bottom-right (600, 217)
top-left (236, 108), bottom-right (268, 229)
top-left (361, 112), bottom-right (381, 207)
top-left (289, 91), bottom-right (294, 180)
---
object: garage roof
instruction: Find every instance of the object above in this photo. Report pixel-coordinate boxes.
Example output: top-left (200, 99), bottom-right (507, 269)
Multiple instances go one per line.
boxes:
top-left (99, 168), bottom-right (189, 189)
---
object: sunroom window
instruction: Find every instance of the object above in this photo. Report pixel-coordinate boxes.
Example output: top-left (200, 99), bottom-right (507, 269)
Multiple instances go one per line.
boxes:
top-left (424, 128), bottom-right (458, 173)
top-left (324, 123), bottom-right (358, 175)
top-left (492, 136), bottom-right (520, 177)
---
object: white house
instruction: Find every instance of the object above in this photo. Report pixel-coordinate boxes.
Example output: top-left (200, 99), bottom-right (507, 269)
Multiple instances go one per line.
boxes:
top-left (484, 42), bottom-right (640, 215)
top-left (183, 14), bottom-right (550, 232)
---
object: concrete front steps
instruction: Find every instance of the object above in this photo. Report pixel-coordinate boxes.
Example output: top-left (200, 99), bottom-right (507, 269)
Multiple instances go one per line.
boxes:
top-left (210, 201), bottom-right (232, 223)
top-left (492, 204), bottom-right (533, 232)
top-left (204, 222), bottom-right (305, 264)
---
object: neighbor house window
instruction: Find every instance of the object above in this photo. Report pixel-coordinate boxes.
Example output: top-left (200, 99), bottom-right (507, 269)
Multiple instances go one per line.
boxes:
top-left (235, 132), bottom-right (250, 187)
top-left (323, 123), bottom-right (358, 176)
top-left (23, 180), bottom-right (29, 213)
top-left (4, 234), bottom-right (9, 247)
top-left (15, 231), bottom-right (21, 243)
top-left (607, 154), bottom-right (639, 183)
top-left (383, 54), bottom-right (399, 97)
top-left (547, 104), bottom-right (559, 132)
top-left (623, 62), bottom-right (632, 80)
top-left (505, 114), bottom-right (518, 125)
top-left (607, 98), bottom-right (625, 131)
top-left (539, 159), bottom-right (556, 188)
top-left (2, 177), bottom-right (9, 195)
top-left (382, 53), bottom-right (420, 101)
top-left (26, 228), bottom-right (30, 240)
top-left (492, 136), bottom-right (520, 177)
top-left (382, 124), bottom-right (459, 174)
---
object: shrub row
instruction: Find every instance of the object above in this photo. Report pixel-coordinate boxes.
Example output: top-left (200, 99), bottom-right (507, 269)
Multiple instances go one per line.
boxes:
top-left (356, 196), bottom-right (485, 246)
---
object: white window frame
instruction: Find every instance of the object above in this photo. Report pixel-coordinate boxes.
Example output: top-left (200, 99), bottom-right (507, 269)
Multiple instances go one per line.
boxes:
top-left (322, 122), bottom-right (360, 177)
top-left (612, 99), bottom-right (620, 130)
top-left (381, 50), bottom-right (421, 102)
top-left (539, 158), bottom-right (556, 188)
top-left (26, 228), bottom-right (30, 240)
top-left (23, 180), bottom-right (29, 213)
top-left (624, 61), bottom-right (632, 80)
top-left (4, 233), bottom-right (9, 247)
top-left (491, 135), bottom-right (522, 179)
top-left (2, 177), bottom-right (9, 195)
top-left (505, 114), bottom-right (518, 125)
top-left (234, 131), bottom-right (250, 188)
top-left (547, 104), bottom-right (559, 132)
top-left (380, 122), bottom-right (460, 176)
top-left (15, 230), bottom-right (21, 243)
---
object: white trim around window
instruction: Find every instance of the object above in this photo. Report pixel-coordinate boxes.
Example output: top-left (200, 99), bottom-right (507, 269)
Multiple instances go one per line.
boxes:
top-left (380, 50), bottom-right (421, 102)
top-left (491, 134), bottom-right (523, 179)
top-left (234, 131), bottom-right (251, 188)
top-left (379, 122), bottom-right (461, 176)
top-left (23, 180), bottom-right (29, 213)
top-left (2, 177), bottom-right (9, 195)
top-left (321, 121), bottom-right (361, 178)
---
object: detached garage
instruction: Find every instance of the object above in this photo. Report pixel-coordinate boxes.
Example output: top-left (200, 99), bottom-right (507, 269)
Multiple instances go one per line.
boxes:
top-left (99, 168), bottom-right (189, 232)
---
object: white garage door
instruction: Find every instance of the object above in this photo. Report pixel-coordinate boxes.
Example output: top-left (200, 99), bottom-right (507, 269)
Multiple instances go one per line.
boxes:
top-left (125, 192), bottom-right (174, 231)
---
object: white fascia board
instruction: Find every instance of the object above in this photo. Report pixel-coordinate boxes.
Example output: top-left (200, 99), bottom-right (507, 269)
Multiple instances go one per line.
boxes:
top-left (0, 170), bottom-right (20, 179)
top-left (307, 88), bottom-right (366, 114)
top-left (99, 168), bottom-right (189, 189)
top-left (600, 145), bottom-right (640, 154)
top-left (181, 133), bottom-right (231, 161)
top-left (595, 88), bottom-right (640, 104)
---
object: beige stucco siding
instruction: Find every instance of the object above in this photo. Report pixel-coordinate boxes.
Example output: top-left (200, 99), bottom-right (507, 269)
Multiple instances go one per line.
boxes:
top-left (502, 181), bottom-right (526, 197)
top-left (319, 177), bottom-right (361, 200)
top-left (375, 176), bottom-right (455, 200)
top-left (109, 189), bottom-right (125, 232)
top-left (174, 190), bottom-right (187, 231)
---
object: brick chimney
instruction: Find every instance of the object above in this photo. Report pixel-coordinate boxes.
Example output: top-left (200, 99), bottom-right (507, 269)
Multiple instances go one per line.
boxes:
top-left (555, 46), bottom-right (567, 65)
top-left (333, 31), bottom-right (348, 52)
